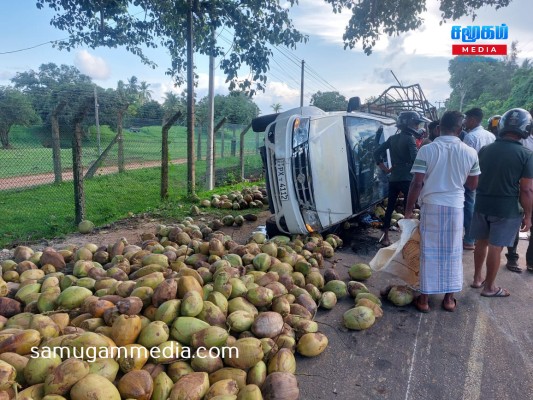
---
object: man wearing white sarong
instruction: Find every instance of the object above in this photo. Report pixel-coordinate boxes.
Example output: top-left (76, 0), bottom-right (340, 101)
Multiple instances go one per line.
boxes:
top-left (405, 111), bottom-right (480, 312)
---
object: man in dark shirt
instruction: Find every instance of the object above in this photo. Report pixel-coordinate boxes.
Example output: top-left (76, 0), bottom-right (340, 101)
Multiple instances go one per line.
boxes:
top-left (373, 110), bottom-right (429, 246)
top-left (470, 108), bottom-right (533, 297)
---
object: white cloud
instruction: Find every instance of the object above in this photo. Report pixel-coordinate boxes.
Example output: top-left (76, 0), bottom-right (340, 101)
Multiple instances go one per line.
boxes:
top-left (74, 50), bottom-right (111, 80)
top-left (290, 0), bottom-right (389, 51)
top-left (254, 81), bottom-right (300, 114)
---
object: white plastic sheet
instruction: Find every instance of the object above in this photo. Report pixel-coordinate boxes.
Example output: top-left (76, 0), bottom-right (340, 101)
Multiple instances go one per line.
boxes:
top-left (369, 218), bottom-right (420, 287)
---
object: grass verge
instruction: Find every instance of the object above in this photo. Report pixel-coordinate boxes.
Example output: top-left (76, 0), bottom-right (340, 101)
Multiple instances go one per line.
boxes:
top-left (1, 158), bottom-right (265, 248)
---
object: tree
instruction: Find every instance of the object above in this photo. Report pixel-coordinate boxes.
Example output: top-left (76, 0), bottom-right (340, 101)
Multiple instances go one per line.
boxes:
top-left (332, 0), bottom-right (514, 55)
top-left (11, 63), bottom-right (93, 122)
top-left (504, 60), bottom-right (533, 111)
top-left (447, 46), bottom-right (518, 111)
top-left (310, 91), bottom-right (348, 111)
top-left (214, 92), bottom-right (260, 125)
top-left (137, 100), bottom-right (164, 120)
top-left (163, 91), bottom-right (186, 120)
top-left (271, 103), bottom-right (282, 113)
top-left (35, 1), bottom-right (306, 95)
top-left (0, 87), bottom-right (40, 149)
top-left (138, 81), bottom-right (153, 106)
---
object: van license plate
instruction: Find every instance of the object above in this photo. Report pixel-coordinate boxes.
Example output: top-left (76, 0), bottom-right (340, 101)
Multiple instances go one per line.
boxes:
top-left (275, 160), bottom-right (289, 201)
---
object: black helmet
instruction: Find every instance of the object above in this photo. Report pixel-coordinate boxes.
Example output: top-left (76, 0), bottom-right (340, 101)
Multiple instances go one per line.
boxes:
top-left (397, 111), bottom-right (431, 129)
top-left (487, 115), bottom-right (501, 133)
top-left (498, 108), bottom-right (533, 139)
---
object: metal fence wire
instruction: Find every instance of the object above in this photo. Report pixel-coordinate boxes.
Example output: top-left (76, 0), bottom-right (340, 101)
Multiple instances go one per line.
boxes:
top-left (0, 115), bottom-right (265, 245)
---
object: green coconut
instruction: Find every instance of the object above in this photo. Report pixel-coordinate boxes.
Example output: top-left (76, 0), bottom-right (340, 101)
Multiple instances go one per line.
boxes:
top-left (343, 306), bottom-right (375, 330)
top-left (78, 220), bottom-right (95, 234)
top-left (348, 263), bottom-right (372, 280)
top-left (387, 285), bottom-right (415, 306)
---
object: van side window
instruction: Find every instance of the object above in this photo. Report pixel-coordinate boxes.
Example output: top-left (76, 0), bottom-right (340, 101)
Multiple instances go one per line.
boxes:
top-left (344, 117), bottom-right (384, 209)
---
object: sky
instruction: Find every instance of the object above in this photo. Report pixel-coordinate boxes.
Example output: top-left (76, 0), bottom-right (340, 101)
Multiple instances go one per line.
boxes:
top-left (1, 0), bottom-right (532, 115)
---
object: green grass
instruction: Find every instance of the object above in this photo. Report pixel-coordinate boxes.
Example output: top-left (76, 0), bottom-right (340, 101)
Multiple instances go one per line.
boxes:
top-left (0, 156), bottom-right (265, 248)
top-left (2, 124), bottom-right (264, 178)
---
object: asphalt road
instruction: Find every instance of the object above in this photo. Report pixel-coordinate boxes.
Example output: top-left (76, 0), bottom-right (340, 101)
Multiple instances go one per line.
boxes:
top-left (297, 229), bottom-right (533, 400)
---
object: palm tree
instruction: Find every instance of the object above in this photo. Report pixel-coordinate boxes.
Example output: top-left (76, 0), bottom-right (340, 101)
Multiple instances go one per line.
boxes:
top-left (138, 81), bottom-right (153, 105)
top-left (271, 103), bottom-right (282, 113)
top-left (126, 76), bottom-right (139, 97)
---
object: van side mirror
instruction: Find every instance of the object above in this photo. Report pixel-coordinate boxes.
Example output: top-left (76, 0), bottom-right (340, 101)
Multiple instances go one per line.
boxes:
top-left (347, 97), bottom-right (361, 112)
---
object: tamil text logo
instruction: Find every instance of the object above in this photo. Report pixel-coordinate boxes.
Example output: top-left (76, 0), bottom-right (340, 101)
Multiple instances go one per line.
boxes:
top-left (451, 24), bottom-right (508, 56)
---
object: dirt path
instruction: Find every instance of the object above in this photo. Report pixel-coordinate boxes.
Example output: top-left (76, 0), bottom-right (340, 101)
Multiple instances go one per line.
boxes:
top-left (0, 158), bottom-right (187, 190)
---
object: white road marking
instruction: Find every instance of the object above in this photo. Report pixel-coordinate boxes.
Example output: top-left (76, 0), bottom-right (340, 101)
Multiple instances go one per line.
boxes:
top-left (404, 313), bottom-right (423, 400)
top-left (462, 311), bottom-right (486, 400)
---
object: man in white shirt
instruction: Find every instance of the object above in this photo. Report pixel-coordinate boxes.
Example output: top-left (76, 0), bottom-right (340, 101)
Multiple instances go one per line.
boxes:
top-left (462, 108), bottom-right (495, 250)
top-left (405, 111), bottom-right (480, 312)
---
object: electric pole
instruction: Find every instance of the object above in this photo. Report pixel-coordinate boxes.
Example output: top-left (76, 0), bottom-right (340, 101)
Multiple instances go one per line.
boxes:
top-left (206, 26), bottom-right (215, 191)
top-left (300, 60), bottom-right (305, 107)
top-left (186, 0), bottom-right (196, 197)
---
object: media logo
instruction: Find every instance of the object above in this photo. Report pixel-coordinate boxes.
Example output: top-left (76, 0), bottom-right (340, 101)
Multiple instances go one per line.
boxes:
top-left (450, 24), bottom-right (508, 56)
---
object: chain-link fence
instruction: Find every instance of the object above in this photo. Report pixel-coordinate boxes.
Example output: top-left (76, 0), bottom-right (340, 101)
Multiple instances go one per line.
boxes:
top-left (0, 117), bottom-right (265, 246)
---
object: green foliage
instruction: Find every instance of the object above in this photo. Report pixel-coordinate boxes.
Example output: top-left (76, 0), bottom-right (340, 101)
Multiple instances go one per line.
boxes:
top-left (310, 91), bottom-right (348, 111)
top-left (197, 92), bottom-right (260, 125)
top-left (327, 0), bottom-right (512, 54)
top-left (35, 0), bottom-right (306, 95)
top-left (137, 100), bottom-right (164, 120)
top-left (0, 87), bottom-right (40, 149)
top-left (446, 43), bottom-right (532, 120)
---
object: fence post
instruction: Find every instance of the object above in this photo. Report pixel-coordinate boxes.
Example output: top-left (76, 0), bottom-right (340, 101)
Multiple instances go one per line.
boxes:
top-left (230, 127), bottom-right (237, 157)
top-left (72, 97), bottom-right (92, 224)
top-left (221, 128), bottom-right (225, 158)
top-left (239, 122), bottom-right (252, 180)
top-left (212, 117), bottom-right (227, 186)
top-left (51, 100), bottom-right (66, 183)
top-left (197, 125), bottom-right (202, 161)
top-left (161, 111), bottom-right (182, 200)
top-left (117, 107), bottom-right (128, 173)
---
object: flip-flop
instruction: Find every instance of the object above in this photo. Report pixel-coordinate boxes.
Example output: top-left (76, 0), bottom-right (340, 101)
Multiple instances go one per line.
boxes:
top-left (470, 280), bottom-right (485, 289)
top-left (441, 298), bottom-right (457, 312)
top-left (506, 264), bottom-right (524, 273)
top-left (527, 265), bottom-right (533, 272)
top-left (480, 287), bottom-right (510, 298)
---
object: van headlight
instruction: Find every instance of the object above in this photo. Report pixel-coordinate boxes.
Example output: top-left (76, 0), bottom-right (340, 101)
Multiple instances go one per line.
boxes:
top-left (302, 209), bottom-right (322, 232)
top-left (292, 117), bottom-right (310, 148)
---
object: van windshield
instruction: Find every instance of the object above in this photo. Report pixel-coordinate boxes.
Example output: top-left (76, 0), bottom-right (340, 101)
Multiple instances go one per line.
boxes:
top-left (344, 117), bottom-right (388, 212)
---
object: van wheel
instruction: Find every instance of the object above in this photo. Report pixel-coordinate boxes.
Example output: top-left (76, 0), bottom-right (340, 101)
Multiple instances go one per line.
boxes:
top-left (266, 216), bottom-right (283, 238)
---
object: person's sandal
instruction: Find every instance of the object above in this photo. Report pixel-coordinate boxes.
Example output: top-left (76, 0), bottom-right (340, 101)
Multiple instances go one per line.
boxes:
top-left (527, 265), bottom-right (533, 273)
top-left (506, 263), bottom-right (524, 273)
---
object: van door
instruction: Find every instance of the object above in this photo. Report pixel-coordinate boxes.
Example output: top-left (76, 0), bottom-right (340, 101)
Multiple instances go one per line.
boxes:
top-left (344, 117), bottom-right (389, 213)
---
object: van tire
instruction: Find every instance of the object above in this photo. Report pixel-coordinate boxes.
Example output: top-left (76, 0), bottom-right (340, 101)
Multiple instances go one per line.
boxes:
top-left (266, 216), bottom-right (283, 238)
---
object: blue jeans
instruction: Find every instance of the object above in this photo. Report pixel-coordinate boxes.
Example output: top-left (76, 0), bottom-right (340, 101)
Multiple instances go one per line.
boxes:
top-left (463, 187), bottom-right (476, 245)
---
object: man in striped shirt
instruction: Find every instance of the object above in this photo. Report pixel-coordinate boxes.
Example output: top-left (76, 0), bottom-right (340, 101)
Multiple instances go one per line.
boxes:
top-left (405, 111), bottom-right (480, 312)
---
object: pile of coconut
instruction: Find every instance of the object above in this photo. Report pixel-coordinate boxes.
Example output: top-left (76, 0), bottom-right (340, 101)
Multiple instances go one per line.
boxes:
top-left (0, 217), bottom-right (390, 400)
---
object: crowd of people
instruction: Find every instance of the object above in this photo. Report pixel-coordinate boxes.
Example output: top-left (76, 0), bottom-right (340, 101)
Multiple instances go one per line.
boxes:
top-left (374, 106), bottom-right (533, 312)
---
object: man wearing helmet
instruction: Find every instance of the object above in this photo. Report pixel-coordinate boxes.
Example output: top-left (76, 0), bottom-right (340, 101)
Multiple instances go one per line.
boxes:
top-left (462, 108), bottom-right (496, 251)
top-left (505, 108), bottom-right (533, 272)
top-left (373, 110), bottom-right (430, 247)
top-left (487, 115), bottom-right (501, 136)
top-left (470, 108), bottom-right (533, 297)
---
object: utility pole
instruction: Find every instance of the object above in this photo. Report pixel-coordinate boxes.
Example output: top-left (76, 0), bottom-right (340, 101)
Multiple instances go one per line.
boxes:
top-left (206, 25), bottom-right (215, 190)
top-left (300, 60), bottom-right (305, 107)
top-left (186, 0), bottom-right (196, 196)
top-left (94, 86), bottom-right (101, 155)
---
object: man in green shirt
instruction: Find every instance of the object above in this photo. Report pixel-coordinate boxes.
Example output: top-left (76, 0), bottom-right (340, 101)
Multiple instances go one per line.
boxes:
top-left (470, 108), bottom-right (533, 297)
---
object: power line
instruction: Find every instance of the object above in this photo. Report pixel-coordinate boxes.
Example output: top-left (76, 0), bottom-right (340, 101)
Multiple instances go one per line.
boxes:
top-left (0, 38), bottom-right (69, 55)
